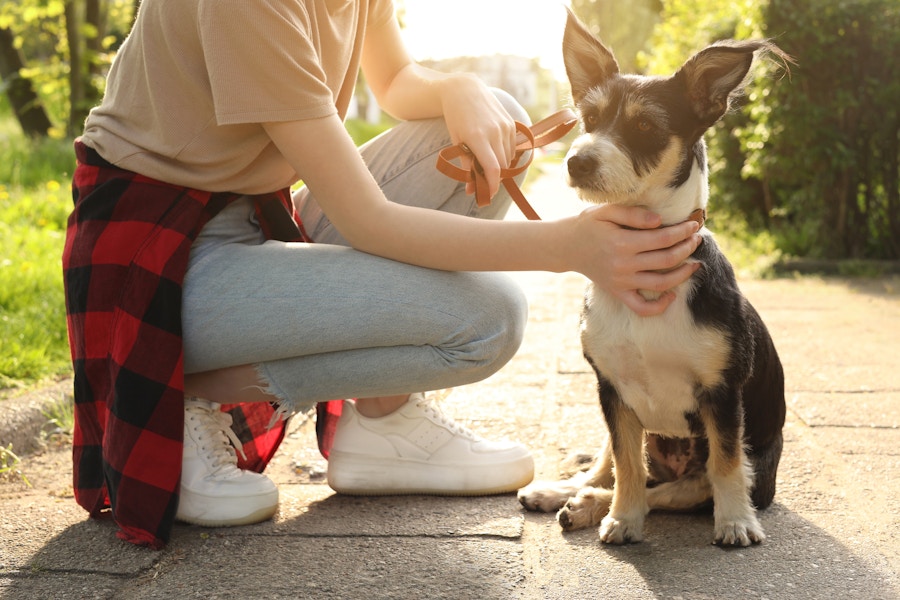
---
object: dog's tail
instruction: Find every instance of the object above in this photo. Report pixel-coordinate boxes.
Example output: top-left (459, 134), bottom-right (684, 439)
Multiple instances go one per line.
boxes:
top-left (750, 431), bottom-right (783, 509)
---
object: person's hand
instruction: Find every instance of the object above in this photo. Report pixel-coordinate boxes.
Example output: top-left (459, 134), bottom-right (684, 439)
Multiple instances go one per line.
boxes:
top-left (438, 74), bottom-right (517, 199)
top-left (567, 204), bottom-right (703, 316)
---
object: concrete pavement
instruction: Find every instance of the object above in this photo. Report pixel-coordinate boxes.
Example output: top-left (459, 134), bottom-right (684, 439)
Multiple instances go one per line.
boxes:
top-left (1, 166), bottom-right (899, 599)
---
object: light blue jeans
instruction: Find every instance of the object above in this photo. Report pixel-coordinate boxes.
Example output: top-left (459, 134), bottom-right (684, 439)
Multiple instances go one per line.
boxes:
top-left (182, 90), bottom-right (531, 414)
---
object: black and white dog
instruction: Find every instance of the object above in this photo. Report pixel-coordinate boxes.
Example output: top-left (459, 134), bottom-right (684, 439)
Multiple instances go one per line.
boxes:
top-left (518, 11), bottom-right (789, 547)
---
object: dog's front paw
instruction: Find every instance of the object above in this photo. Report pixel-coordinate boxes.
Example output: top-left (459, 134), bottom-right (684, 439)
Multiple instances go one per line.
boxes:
top-left (518, 481), bottom-right (573, 513)
top-left (599, 513), bottom-right (644, 544)
top-left (556, 486), bottom-right (611, 531)
top-left (713, 515), bottom-right (765, 547)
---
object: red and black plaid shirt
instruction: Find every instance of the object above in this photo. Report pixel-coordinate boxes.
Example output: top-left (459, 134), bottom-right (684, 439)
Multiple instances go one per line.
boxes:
top-left (63, 140), bottom-right (342, 549)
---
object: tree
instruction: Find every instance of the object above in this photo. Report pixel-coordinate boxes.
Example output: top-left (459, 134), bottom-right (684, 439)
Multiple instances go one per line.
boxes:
top-left (0, 26), bottom-right (53, 137)
top-left (755, 0), bottom-right (900, 259)
top-left (66, 0), bottom-right (109, 136)
top-left (0, 0), bottom-right (134, 137)
top-left (645, 0), bottom-right (899, 260)
top-left (570, 0), bottom-right (663, 73)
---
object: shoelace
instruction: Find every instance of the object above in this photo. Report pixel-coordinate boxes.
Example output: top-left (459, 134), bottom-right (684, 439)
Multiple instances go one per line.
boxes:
top-left (413, 397), bottom-right (481, 441)
top-left (185, 401), bottom-right (248, 473)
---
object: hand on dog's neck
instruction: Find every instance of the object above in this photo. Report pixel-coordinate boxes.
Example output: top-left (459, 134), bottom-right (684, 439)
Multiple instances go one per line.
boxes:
top-left (617, 207), bottom-right (705, 232)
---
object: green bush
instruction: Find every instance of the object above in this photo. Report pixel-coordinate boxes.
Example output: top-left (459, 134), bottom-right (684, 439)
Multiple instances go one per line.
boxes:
top-left (748, 0), bottom-right (900, 259)
top-left (646, 0), bottom-right (900, 261)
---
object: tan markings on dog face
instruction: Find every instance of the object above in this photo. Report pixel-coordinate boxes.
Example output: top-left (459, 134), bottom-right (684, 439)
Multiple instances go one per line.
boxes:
top-left (581, 86), bottom-right (609, 111)
top-left (623, 95), bottom-right (669, 129)
top-left (643, 138), bottom-right (684, 191)
top-left (568, 89), bottom-right (685, 205)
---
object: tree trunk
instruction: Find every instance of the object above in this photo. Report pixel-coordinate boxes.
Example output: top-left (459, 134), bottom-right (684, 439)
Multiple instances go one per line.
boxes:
top-left (84, 0), bottom-right (106, 108)
top-left (0, 27), bottom-right (53, 137)
top-left (65, 0), bottom-right (86, 138)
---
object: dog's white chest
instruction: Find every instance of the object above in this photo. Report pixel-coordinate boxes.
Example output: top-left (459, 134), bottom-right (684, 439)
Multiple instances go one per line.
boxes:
top-left (581, 283), bottom-right (730, 436)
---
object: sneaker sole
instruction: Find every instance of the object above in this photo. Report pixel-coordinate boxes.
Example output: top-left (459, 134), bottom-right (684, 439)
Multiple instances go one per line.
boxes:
top-left (327, 451), bottom-right (535, 497)
top-left (176, 487), bottom-right (279, 527)
top-left (175, 503), bottom-right (278, 528)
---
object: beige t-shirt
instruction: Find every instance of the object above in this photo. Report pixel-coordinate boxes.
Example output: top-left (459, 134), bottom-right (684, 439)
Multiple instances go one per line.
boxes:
top-left (81, 0), bottom-right (394, 194)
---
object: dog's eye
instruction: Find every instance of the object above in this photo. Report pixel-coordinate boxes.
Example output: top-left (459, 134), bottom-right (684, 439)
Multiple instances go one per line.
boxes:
top-left (583, 113), bottom-right (599, 128)
top-left (636, 119), bottom-right (653, 132)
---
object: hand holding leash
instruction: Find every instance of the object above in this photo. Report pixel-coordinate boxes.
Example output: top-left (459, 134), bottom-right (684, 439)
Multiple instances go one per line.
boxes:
top-left (437, 109), bottom-right (577, 220)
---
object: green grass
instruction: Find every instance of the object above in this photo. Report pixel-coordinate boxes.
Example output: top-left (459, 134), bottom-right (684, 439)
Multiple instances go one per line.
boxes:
top-left (0, 443), bottom-right (30, 486)
top-left (0, 182), bottom-right (73, 390)
top-left (0, 124), bottom-right (74, 392)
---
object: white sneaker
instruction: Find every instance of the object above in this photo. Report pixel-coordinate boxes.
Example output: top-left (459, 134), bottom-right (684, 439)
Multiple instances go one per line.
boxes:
top-left (327, 395), bottom-right (534, 496)
top-left (176, 398), bottom-right (279, 527)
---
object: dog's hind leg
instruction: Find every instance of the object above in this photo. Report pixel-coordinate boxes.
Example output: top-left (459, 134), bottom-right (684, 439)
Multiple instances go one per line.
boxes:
top-left (557, 485), bottom-right (613, 531)
top-left (646, 475), bottom-right (712, 511)
top-left (529, 441), bottom-right (614, 530)
top-left (518, 440), bottom-right (614, 514)
top-left (701, 396), bottom-right (765, 546)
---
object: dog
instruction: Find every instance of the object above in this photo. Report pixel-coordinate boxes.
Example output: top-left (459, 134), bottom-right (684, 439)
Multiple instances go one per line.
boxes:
top-left (518, 11), bottom-right (790, 547)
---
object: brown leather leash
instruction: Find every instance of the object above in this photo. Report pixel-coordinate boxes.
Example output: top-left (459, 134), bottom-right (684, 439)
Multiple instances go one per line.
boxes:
top-left (436, 109), bottom-right (577, 221)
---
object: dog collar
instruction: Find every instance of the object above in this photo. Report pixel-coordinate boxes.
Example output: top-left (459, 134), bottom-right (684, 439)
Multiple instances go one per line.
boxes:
top-left (684, 208), bottom-right (706, 229)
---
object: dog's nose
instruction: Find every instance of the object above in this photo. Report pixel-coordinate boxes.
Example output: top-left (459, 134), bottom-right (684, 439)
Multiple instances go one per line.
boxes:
top-left (567, 154), bottom-right (595, 179)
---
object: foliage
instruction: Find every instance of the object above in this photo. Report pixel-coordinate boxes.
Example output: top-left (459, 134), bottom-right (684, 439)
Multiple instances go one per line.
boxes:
top-left (0, 121), bottom-right (73, 388)
top-left (0, 443), bottom-right (31, 486)
top-left (344, 117), bottom-right (393, 146)
top-left (0, 0), bottom-right (135, 134)
top-left (752, 0), bottom-right (900, 259)
top-left (0, 114), bottom-right (74, 185)
top-left (42, 393), bottom-right (75, 437)
top-left (571, 0), bottom-right (663, 73)
top-left (645, 0), bottom-right (899, 260)
top-left (0, 186), bottom-right (71, 388)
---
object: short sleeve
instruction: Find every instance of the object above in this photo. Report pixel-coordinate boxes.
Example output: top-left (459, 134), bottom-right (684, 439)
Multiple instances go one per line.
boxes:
top-left (198, 0), bottom-right (338, 125)
top-left (368, 0), bottom-right (395, 29)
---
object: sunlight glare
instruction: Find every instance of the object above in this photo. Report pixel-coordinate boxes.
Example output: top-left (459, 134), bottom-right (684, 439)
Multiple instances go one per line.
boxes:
top-left (400, 0), bottom-right (570, 79)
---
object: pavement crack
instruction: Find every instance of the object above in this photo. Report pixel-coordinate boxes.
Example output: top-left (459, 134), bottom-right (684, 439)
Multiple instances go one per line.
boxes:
top-left (236, 532), bottom-right (521, 541)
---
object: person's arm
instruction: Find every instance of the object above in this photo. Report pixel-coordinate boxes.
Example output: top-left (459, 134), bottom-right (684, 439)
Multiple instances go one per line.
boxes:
top-left (263, 115), bottom-right (701, 316)
top-left (360, 16), bottom-right (516, 199)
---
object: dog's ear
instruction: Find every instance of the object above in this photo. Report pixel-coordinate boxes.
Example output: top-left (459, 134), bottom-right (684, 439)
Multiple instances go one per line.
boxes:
top-left (563, 8), bottom-right (619, 105)
top-left (676, 40), bottom-right (775, 126)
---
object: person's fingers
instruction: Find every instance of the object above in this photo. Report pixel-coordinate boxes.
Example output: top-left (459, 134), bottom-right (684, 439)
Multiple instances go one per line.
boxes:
top-left (464, 138), bottom-right (503, 198)
top-left (584, 205), bottom-right (701, 255)
top-left (459, 153), bottom-right (476, 195)
top-left (633, 233), bottom-right (703, 273)
top-left (584, 203), bottom-right (662, 230)
top-left (630, 261), bottom-right (702, 294)
top-left (617, 289), bottom-right (677, 317)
